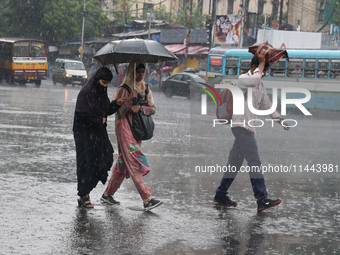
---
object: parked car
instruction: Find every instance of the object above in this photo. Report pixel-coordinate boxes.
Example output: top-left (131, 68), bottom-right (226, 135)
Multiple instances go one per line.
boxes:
top-left (161, 72), bottom-right (207, 99)
top-left (183, 68), bottom-right (199, 73)
top-left (52, 59), bottom-right (88, 86)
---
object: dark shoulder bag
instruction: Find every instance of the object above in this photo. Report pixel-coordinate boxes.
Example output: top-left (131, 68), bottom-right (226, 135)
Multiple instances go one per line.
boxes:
top-left (120, 84), bottom-right (155, 141)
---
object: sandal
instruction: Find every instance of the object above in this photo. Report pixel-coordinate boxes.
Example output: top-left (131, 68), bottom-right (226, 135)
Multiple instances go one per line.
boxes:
top-left (78, 195), bottom-right (94, 208)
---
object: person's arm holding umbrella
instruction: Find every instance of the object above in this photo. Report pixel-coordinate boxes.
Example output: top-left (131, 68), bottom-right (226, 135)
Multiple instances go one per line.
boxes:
top-left (130, 90), bottom-right (156, 115)
top-left (140, 87), bottom-right (156, 116)
top-left (115, 88), bottom-right (138, 118)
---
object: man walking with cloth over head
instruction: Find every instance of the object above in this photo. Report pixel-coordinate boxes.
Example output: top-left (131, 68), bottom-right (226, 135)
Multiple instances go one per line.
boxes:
top-left (213, 49), bottom-right (290, 212)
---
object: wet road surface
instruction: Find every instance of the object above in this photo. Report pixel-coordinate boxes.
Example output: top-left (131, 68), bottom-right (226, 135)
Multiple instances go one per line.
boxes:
top-left (0, 80), bottom-right (339, 254)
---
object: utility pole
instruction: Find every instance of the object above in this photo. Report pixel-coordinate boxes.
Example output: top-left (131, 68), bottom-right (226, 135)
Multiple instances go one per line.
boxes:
top-left (286, 0), bottom-right (289, 26)
top-left (148, 4), bottom-right (154, 40)
top-left (279, 0), bottom-right (284, 26)
top-left (124, 0), bottom-right (128, 24)
top-left (185, 0), bottom-right (193, 68)
top-left (80, 0), bottom-right (86, 62)
top-left (239, 0), bottom-right (246, 48)
top-left (148, 11), bottom-right (152, 40)
top-left (263, 14), bottom-right (267, 41)
top-left (211, 0), bottom-right (217, 48)
top-left (99, 0), bottom-right (103, 37)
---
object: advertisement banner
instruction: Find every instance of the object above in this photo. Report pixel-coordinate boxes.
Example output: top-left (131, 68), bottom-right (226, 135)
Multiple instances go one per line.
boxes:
top-left (215, 15), bottom-right (242, 45)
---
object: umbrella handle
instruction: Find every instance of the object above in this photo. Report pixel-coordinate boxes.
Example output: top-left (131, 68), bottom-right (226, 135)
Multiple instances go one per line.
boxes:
top-left (114, 63), bottom-right (118, 75)
top-left (134, 62), bottom-right (136, 90)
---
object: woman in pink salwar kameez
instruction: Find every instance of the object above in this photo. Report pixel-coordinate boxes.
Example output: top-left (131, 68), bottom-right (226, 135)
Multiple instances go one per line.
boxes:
top-left (101, 60), bottom-right (163, 211)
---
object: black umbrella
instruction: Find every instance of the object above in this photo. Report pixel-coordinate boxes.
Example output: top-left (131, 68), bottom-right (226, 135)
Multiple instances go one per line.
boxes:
top-left (93, 38), bottom-right (178, 66)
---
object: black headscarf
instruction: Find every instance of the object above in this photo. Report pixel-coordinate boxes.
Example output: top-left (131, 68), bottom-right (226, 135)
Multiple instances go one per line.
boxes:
top-left (75, 67), bottom-right (113, 117)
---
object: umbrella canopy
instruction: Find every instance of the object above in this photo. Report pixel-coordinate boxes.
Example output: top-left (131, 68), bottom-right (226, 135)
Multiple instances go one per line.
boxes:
top-left (162, 66), bottom-right (174, 70)
top-left (93, 38), bottom-right (178, 66)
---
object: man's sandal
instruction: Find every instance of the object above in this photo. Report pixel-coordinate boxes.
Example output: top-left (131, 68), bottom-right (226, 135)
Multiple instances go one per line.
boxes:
top-left (78, 196), bottom-right (94, 208)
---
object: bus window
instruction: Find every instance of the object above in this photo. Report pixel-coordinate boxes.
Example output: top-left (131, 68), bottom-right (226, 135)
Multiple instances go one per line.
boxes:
top-left (330, 59), bottom-right (340, 78)
top-left (209, 49), bottom-right (227, 55)
top-left (14, 42), bottom-right (30, 57)
top-left (287, 59), bottom-right (303, 77)
top-left (209, 57), bottom-right (222, 73)
top-left (317, 59), bottom-right (329, 78)
top-left (225, 57), bottom-right (238, 75)
top-left (240, 59), bottom-right (251, 74)
top-left (31, 41), bottom-right (46, 57)
top-left (304, 59), bottom-right (316, 78)
top-left (270, 59), bottom-right (286, 77)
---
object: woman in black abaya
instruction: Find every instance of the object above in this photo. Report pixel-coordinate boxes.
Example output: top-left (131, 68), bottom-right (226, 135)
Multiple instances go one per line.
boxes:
top-left (73, 67), bottom-right (136, 208)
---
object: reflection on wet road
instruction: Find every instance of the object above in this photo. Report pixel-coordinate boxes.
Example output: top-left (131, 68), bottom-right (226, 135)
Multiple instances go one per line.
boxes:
top-left (0, 80), bottom-right (339, 254)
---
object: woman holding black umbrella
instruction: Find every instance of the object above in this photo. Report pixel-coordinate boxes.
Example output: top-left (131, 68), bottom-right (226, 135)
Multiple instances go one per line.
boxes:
top-left (101, 60), bottom-right (163, 211)
top-left (73, 67), bottom-right (136, 208)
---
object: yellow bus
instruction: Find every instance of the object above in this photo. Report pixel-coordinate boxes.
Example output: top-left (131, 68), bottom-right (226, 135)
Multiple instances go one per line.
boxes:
top-left (0, 38), bottom-right (48, 87)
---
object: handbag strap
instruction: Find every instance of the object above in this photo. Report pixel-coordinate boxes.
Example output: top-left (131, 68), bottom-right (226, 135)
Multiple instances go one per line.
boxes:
top-left (118, 84), bottom-right (134, 128)
top-left (120, 84), bottom-right (132, 93)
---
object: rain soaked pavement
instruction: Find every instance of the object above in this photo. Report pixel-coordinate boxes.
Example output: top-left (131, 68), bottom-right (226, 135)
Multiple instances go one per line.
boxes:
top-left (0, 79), bottom-right (339, 254)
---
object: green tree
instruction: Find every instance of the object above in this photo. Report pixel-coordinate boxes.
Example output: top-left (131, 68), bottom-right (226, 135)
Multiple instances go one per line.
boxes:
top-left (42, 0), bottom-right (111, 45)
top-left (0, 0), bottom-right (111, 45)
top-left (331, 1), bottom-right (340, 25)
top-left (258, 12), bottom-right (288, 28)
top-left (41, 0), bottom-right (80, 45)
top-left (113, 0), bottom-right (136, 25)
top-left (0, 0), bottom-right (47, 39)
top-left (174, 1), bottom-right (206, 28)
top-left (151, 4), bottom-right (172, 22)
top-left (78, 1), bottom-right (111, 40)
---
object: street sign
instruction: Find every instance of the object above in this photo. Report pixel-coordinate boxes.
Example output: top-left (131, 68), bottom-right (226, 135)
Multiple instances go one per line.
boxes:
top-left (78, 46), bottom-right (84, 55)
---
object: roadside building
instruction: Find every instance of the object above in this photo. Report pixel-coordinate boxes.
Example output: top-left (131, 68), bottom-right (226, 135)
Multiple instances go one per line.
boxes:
top-left (288, 0), bottom-right (329, 33)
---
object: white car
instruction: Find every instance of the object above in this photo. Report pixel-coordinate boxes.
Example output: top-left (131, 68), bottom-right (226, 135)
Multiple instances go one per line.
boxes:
top-left (52, 59), bottom-right (88, 86)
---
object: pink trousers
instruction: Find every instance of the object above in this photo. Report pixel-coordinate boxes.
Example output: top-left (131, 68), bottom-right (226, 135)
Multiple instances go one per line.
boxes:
top-left (105, 156), bottom-right (152, 200)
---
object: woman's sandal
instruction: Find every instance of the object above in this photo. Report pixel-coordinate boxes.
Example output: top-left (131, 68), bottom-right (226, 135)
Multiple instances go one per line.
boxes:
top-left (78, 196), bottom-right (94, 208)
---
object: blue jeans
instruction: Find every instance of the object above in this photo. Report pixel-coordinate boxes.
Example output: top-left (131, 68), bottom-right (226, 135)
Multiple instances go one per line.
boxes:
top-left (215, 126), bottom-right (267, 201)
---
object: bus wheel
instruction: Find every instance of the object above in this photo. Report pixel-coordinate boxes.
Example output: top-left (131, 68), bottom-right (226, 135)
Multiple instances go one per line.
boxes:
top-left (35, 80), bottom-right (41, 87)
top-left (62, 79), bottom-right (67, 86)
